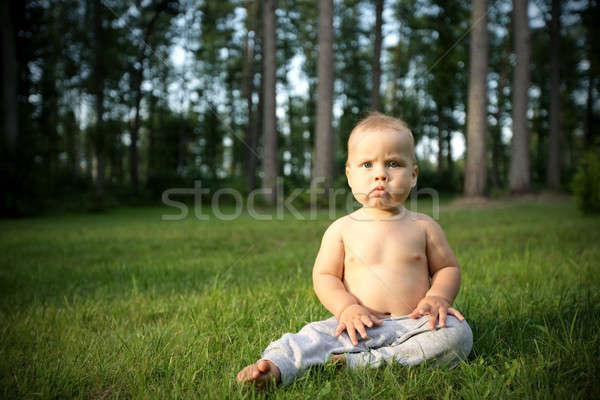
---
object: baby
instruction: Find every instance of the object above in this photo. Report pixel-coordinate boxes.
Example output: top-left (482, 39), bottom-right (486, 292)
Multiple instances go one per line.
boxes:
top-left (237, 113), bottom-right (473, 387)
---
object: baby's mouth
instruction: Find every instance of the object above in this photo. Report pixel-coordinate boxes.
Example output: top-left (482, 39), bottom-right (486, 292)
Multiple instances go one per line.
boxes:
top-left (370, 186), bottom-right (387, 197)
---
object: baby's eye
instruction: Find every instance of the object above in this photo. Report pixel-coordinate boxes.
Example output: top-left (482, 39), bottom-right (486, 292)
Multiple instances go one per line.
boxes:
top-left (362, 161), bottom-right (372, 168)
top-left (387, 161), bottom-right (400, 168)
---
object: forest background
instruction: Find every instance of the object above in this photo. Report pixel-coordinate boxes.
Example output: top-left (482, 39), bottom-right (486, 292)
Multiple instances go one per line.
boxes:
top-left (1, 0), bottom-right (598, 215)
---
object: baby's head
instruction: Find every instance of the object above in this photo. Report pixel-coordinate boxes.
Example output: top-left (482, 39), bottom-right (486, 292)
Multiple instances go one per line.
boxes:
top-left (346, 113), bottom-right (416, 164)
top-left (345, 112), bottom-right (418, 211)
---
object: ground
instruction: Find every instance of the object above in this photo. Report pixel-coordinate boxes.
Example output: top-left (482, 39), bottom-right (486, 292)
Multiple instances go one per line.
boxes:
top-left (0, 197), bottom-right (598, 398)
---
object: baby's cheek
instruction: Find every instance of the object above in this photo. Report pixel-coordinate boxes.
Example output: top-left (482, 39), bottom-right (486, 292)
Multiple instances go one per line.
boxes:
top-left (353, 191), bottom-right (368, 203)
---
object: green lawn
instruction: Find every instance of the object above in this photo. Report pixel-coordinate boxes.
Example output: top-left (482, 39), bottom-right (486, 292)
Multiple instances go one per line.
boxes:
top-left (1, 199), bottom-right (599, 399)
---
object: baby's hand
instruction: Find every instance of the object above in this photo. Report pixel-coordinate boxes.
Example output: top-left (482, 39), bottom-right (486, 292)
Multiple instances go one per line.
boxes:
top-left (408, 296), bottom-right (465, 330)
top-left (334, 304), bottom-right (383, 346)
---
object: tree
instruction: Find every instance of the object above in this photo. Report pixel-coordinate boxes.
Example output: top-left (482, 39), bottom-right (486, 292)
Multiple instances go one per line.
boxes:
top-left (422, 0), bottom-right (469, 182)
top-left (39, 5), bottom-right (60, 181)
top-left (464, 0), bottom-right (489, 197)
top-left (509, 0), bottom-right (532, 193)
top-left (262, 0), bottom-right (278, 203)
top-left (371, 0), bottom-right (383, 111)
top-left (128, 0), bottom-right (176, 194)
top-left (487, 1), bottom-right (512, 189)
top-left (242, 0), bottom-right (259, 191)
top-left (545, 0), bottom-right (561, 190)
top-left (582, 0), bottom-right (600, 147)
top-left (389, 0), bottom-right (469, 192)
top-left (92, 0), bottom-right (106, 199)
top-left (312, 0), bottom-right (334, 189)
top-left (293, 0), bottom-right (320, 184)
top-left (1, 0), bottom-right (18, 154)
top-left (387, 0), bottom-right (423, 140)
top-left (335, 0), bottom-right (370, 166)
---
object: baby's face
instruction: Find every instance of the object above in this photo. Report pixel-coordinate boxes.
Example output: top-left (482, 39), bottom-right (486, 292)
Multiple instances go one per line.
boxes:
top-left (345, 129), bottom-right (418, 211)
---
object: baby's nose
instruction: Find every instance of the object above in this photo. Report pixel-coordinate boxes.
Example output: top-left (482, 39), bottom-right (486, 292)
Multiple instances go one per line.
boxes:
top-left (374, 173), bottom-right (388, 181)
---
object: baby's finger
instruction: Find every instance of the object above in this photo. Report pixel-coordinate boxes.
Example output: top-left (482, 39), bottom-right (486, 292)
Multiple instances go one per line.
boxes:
top-left (428, 311), bottom-right (438, 330)
top-left (448, 307), bottom-right (465, 321)
top-left (335, 322), bottom-right (346, 337)
top-left (354, 320), bottom-right (368, 340)
top-left (360, 315), bottom-right (373, 328)
top-left (370, 315), bottom-right (383, 325)
top-left (407, 307), bottom-right (422, 319)
top-left (413, 304), bottom-right (431, 318)
top-left (346, 325), bottom-right (359, 346)
top-left (438, 308), bottom-right (447, 328)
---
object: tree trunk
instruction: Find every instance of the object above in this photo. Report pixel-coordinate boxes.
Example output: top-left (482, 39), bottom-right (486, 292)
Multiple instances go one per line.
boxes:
top-left (585, 74), bottom-right (595, 147)
top-left (65, 110), bottom-right (79, 176)
top-left (84, 124), bottom-right (93, 180)
top-left (109, 138), bottom-right (122, 184)
top-left (535, 110), bottom-right (544, 181)
top-left (262, 0), bottom-right (278, 203)
top-left (370, 0), bottom-right (383, 111)
top-left (178, 113), bottom-right (186, 172)
top-left (491, 89), bottom-right (505, 189)
top-left (41, 62), bottom-right (59, 180)
top-left (1, 0), bottom-right (18, 154)
top-left (509, 0), bottom-right (531, 193)
top-left (464, 0), bottom-right (488, 197)
top-left (491, 39), bottom-right (510, 189)
top-left (312, 0), bottom-right (334, 190)
top-left (255, 26), bottom-right (264, 183)
top-left (490, 124), bottom-right (501, 188)
top-left (93, 0), bottom-right (106, 199)
top-left (130, 67), bottom-right (142, 192)
top-left (584, 0), bottom-right (597, 147)
top-left (545, 0), bottom-right (561, 190)
top-left (446, 129), bottom-right (453, 176)
top-left (243, 0), bottom-right (258, 191)
top-left (437, 112), bottom-right (444, 174)
top-left (390, 74), bottom-right (398, 115)
top-left (129, 2), bottom-right (169, 192)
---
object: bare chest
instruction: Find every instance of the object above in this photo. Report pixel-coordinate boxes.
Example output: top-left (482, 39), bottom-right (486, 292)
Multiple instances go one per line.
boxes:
top-left (342, 219), bottom-right (426, 269)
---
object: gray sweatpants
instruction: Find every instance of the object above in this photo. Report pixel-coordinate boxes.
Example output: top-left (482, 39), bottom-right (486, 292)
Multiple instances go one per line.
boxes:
top-left (262, 314), bottom-right (473, 386)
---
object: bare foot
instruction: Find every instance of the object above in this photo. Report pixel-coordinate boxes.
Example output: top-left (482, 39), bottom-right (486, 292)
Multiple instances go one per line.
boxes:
top-left (236, 359), bottom-right (281, 388)
top-left (329, 354), bottom-right (346, 368)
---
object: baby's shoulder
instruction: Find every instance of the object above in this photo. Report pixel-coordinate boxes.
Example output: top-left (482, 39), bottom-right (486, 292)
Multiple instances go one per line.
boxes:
top-left (407, 211), bottom-right (441, 230)
top-left (324, 214), bottom-right (353, 235)
top-left (320, 214), bottom-right (359, 242)
top-left (408, 210), bottom-right (434, 223)
top-left (407, 211), bottom-right (449, 241)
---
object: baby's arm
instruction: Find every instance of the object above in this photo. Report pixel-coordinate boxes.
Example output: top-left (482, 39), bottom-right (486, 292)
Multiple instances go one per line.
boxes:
top-left (408, 215), bottom-right (465, 329)
top-left (312, 219), bottom-right (382, 345)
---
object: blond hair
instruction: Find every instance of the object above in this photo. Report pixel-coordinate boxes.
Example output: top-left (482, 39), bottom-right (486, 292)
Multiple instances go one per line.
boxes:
top-left (347, 112), bottom-right (416, 163)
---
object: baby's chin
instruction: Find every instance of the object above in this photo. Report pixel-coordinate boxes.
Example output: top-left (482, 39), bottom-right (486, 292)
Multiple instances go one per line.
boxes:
top-left (363, 196), bottom-right (405, 210)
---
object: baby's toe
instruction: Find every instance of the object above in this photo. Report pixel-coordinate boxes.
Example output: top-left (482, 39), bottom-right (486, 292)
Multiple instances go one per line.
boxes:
top-left (236, 367), bottom-right (248, 382)
top-left (257, 360), bottom-right (270, 373)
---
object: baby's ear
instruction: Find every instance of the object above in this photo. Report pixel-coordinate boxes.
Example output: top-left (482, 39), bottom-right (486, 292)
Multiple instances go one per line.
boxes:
top-left (411, 165), bottom-right (419, 188)
top-left (345, 165), bottom-right (353, 188)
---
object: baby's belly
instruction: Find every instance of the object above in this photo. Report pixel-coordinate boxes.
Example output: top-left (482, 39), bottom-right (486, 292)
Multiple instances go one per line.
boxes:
top-left (344, 264), bottom-right (430, 317)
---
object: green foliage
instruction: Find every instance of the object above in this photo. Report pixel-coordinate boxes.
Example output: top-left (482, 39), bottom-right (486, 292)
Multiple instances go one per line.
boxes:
top-left (572, 147), bottom-right (600, 214)
top-left (416, 159), bottom-right (463, 193)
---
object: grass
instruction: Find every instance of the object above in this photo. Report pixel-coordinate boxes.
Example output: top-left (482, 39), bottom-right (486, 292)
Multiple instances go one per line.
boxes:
top-left (0, 198), bottom-right (599, 399)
